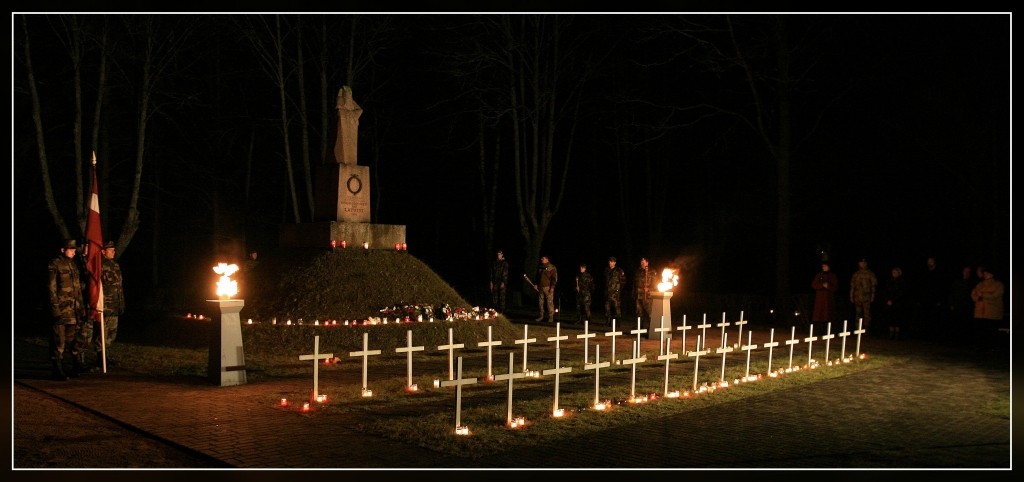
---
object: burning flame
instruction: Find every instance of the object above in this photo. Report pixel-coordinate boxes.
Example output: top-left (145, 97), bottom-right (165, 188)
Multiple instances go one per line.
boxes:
top-left (657, 268), bottom-right (679, 292)
top-left (214, 263), bottom-right (239, 298)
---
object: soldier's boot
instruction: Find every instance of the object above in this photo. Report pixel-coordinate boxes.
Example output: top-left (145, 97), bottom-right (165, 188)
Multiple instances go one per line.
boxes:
top-left (68, 353), bottom-right (85, 377)
top-left (50, 359), bottom-right (69, 381)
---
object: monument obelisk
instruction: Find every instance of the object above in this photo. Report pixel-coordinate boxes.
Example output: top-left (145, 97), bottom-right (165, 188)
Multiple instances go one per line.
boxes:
top-left (279, 86), bottom-right (406, 249)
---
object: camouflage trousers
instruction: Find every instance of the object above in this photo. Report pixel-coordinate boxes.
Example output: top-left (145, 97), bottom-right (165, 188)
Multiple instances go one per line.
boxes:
top-left (576, 292), bottom-right (592, 321)
top-left (50, 319), bottom-right (77, 361)
top-left (490, 288), bottom-right (507, 313)
top-left (92, 314), bottom-right (119, 351)
top-left (71, 317), bottom-right (94, 358)
top-left (605, 292), bottom-right (622, 320)
top-left (853, 302), bottom-right (873, 330)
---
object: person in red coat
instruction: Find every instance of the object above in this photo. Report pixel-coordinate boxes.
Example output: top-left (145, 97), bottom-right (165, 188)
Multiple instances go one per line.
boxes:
top-left (811, 261), bottom-right (839, 325)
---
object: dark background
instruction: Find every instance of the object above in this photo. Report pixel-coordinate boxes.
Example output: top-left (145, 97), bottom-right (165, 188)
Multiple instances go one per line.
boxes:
top-left (12, 13), bottom-right (1010, 321)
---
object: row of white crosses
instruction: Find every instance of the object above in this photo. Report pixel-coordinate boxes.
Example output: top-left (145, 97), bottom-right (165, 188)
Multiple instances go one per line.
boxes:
top-left (296, 317), bottom-right (868, 434)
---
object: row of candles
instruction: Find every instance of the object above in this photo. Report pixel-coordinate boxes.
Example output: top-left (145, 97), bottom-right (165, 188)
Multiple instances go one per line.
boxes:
top-left (329, 240), bottom-right (408, 251)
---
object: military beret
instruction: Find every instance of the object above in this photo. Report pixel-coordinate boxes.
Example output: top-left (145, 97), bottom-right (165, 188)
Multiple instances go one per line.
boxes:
top-left (608, 256), bottom-right (617, 262)
top-left (103, 241), bottom-right (116, 249)
top-left (63, 239), bottom-right (78, 249)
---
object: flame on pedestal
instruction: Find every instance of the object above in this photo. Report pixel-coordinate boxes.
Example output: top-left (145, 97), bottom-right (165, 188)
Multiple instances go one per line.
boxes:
top-left (657, 268), bottom-right (679, 292)
top-left (213, 263), bottom-right (239, 298)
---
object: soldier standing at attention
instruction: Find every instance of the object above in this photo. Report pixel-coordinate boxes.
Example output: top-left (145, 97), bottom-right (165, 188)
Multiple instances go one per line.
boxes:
top-left (849, 257), bottom-right (878, 335)
top-left (634, 257), bottom-right (652, 330)
top-left (47, 239), bottom-right (86, 380)
top-left (93, 240), bottom-right (125, 367)
top-left (575, 262), bottom-right (594, 323)
top-left (534, 255), bottom-right (558, 323)
top-left (489, 249), bottom-right (509, 313)
top-left (604, 256), bottom-right (626, 322)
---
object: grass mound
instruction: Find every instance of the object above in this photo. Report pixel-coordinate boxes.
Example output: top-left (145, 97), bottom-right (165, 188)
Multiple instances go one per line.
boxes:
top-left (233, 247), bottom-right (517, 353)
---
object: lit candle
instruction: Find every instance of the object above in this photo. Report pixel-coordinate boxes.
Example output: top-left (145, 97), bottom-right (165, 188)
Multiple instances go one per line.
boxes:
top-left (341, 240), bottom-right (347, 249)
top-left (331, 240), bottom-right (337, 248)
top-left (302, 402), bottom-right (310, 412)
top-left (280, 398), bottom-right (288, 407)
top-left (363, 242), bottom-right (369, 249)
top-left (402, 243), bottom-right (407, 251)
top-left (247, 318), bottom-right (253, 324)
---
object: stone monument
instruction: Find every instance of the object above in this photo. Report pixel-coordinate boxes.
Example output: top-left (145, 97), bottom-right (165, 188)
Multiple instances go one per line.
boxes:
top-left (280, 86), bottom-right (406, 249)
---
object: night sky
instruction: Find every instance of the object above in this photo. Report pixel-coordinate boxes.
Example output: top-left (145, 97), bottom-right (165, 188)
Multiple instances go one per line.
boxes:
top-left (12, 12), bottom-right (1010, 316)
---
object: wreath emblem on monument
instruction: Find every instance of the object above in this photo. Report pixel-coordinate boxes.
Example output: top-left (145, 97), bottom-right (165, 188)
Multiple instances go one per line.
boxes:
top-left (346, 174), bottom-right (363, 195)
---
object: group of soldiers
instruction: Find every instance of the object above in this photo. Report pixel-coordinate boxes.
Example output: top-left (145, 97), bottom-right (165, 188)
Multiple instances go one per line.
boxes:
top-left (46, 238), bottom-right (125, 380)
top-left (488, 250), bottom-right (657, 326)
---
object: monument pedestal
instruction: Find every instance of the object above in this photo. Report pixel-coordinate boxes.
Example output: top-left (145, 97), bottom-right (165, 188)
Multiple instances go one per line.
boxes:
top-left (648, 291), bottom-right (673, 338)
top-left (208, 299), bottom-right (247, 387)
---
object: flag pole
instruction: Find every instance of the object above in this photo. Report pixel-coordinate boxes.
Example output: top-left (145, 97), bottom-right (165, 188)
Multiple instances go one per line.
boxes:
top-left (88, 151), bottom-right (107, 373)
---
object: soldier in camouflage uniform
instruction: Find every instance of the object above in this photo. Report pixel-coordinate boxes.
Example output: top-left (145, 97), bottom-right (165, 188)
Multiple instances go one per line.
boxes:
top-left (534, 255), bottom-right (558, 323)
top-left (634, 257), bottom-right (652, 330)
top-left (47, 239), bottom-right (86, 380)
top-left (604, 256), bottom-right (626, 322)
top-left (489, 250), bottom-right (509, 313)
top-left (92, 240), bottom-right (125, 366)
top-left (575, 262), bottom-right (594, 323)
top-left (849, 257), bottom-right (878, 334)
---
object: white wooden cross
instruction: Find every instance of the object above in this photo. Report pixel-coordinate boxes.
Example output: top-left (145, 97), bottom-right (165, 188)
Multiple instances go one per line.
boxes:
top-left (298, 335), bottom-right (334, 401)
top-left (439, 357), bottom-right (478, 433)
top-left (676, 314), bottom-right (691, 353)
top-left (477, 325), bottom-right (502, 380)
top-left (514, 324), bottom-right (538, 373)
top-left (584, 344), bottom-right (611, 408)
top-left (604, 318), bottom-right (623, 365)
top-left (654, 316), bottom-right (673, 356)
top-left (688, 335), bottom-right (710, 391)
top-left (630, 317), bottom-right (647, 348)
top-left (839, 319), bottom-right (851, 360)
top-left (437, 327), bottom-right (466, 381)
top-left (717, 312), bottom-right (731, 349)
top-left (395, 330), bottom-right (425, 390)
top-left (734, 311), bottom-right (747, 349)
top-left (763, 328), bottom-right (779, 374)
top-left (658, 334), bottom-right (678, 396)
top-left (541, 322), bottom-right (573, 415)
top-left (697, 313), bottom-right (712, 349)
top-left (576, 320), bottom-right (596, 365)
top-left (716, 332), bottom-right (734, 383)
top-left (349, 332), bottom-right (382, 393)
top-left (854, 318), bottom-right (866, 357)
top-left (803, 324), bottom-right (818, 367)
top-left (820, 322), bottom-right (835, 363)
top-left (493, 352), bottom-right (527, 426)
top-left (622, 340), bottom-right (648, 400)
top-left (741, 331), bottom-right (757, 380)
top-left (785, 326), bottom-right (799, 370)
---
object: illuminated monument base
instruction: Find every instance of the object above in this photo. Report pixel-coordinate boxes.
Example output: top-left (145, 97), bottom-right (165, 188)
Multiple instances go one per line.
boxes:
top-left (278, 221), bottom-right (406, 250)
top-left (208, 299), bottom-right (247, 387)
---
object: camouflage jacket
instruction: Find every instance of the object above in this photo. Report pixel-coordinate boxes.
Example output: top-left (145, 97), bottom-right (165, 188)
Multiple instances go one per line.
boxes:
top-left (490, 259), bottom-right (509, 284)
top-left (48, 256), bottom-right (85, 320)
top-left (102, 257), bottom-right (125, 314)
top-left (849, 268), bottom-right (878, 303)
top-left (576, 271), bottom-right (594, 294)
top-left (605, 266), bottom-right (626, 294)
top-left (634, 267), bottom-right (652, 302)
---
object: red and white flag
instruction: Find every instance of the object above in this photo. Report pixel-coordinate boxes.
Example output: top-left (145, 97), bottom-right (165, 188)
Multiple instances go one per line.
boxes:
top-left (85, 152), bottom-right (104, 322)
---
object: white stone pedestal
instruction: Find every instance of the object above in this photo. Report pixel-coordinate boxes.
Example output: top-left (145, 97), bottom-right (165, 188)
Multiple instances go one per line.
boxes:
top-left (208, 299), bottom-right (247, 387)
top-left (648, 291), bottom-right (673, 337)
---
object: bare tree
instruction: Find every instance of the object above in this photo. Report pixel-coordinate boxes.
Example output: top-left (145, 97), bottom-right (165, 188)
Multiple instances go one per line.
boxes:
top-left (436, 15), bottom-right (601, 283)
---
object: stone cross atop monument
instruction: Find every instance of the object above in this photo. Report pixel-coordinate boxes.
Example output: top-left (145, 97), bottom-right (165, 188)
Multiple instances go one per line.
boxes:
top-left (334, 86), bottom-right (362, 165)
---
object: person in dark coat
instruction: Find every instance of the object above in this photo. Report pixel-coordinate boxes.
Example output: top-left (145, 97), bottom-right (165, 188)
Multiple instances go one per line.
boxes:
top-left (811, 261), bottom-right (839, 325)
